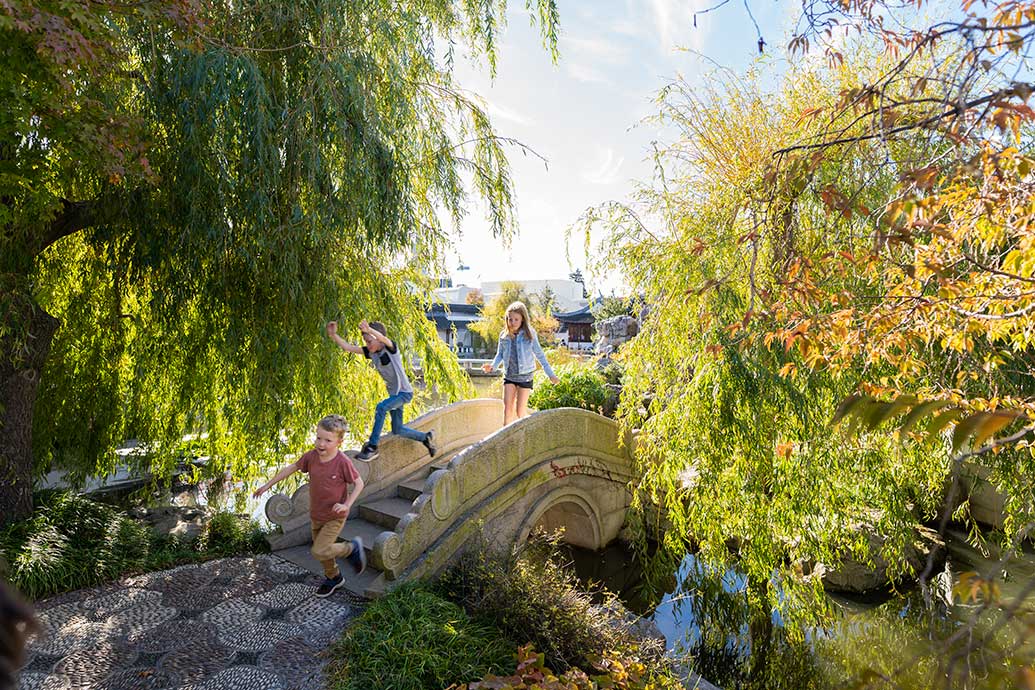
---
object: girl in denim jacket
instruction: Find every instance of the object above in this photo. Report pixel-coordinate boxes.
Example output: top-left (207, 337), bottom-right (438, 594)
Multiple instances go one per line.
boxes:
top-left (481, 301), bottom-right (560, 425)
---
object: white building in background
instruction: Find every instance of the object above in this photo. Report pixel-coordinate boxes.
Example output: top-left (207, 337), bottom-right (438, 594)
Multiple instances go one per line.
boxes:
top-left (433, 283), bottom-right (482, 305)
top-left (480, 279), bottom-right (588, 312)
top-left (430, 277), bottom-right (595, 355)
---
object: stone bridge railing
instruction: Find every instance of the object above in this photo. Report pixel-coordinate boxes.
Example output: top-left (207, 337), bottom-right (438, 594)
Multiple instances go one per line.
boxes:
top-left (372, 407), bottom-right (638, 583)
top-left (266, 398), bottom-right (504, 550)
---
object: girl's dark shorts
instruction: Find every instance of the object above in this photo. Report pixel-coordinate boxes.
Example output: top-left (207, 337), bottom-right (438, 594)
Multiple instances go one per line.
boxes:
top-left (503, 378), bottom-right (534, 390)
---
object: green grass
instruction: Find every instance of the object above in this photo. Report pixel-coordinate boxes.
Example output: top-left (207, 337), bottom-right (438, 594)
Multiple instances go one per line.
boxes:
top-left (0, 491), bottom-right (269, 600)
top-left (326, 581), bottom-right (514, 690)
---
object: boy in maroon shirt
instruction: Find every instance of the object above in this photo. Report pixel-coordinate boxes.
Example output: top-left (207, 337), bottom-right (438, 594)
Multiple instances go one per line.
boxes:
top-left (254, 415), bottom-right (366, 597)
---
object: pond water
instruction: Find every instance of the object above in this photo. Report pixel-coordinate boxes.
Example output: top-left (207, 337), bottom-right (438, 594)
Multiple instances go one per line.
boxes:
top-left (565, 532), bottom-right (1035, 689)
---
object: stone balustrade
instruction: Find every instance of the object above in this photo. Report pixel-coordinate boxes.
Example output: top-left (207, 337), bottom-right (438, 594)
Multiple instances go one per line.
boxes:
top-left (371, 407), bottom-right (638, 582)
top-left (265, 398), bottom-right (504, 550)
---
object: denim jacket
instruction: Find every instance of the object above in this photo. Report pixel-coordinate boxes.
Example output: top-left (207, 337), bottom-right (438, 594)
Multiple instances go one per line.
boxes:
top-left (490, 330), bottom-right (556, 379)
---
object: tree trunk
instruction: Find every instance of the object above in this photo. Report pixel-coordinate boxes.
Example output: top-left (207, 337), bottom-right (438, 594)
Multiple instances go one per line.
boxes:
top-left (0, 303), bottom-right (59, 527)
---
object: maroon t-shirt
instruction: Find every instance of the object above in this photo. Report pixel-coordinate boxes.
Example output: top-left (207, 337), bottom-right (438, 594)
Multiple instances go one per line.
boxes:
top-left (297, 449), bottom-right (360, 523)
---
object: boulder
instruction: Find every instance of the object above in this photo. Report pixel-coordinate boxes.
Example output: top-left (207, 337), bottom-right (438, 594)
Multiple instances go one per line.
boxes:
top-left (137, 505), bottom-right (208, 541)
top-left (594, 315), bottom-right (640, 356)
top-left (819, 520), bottom-right (945, 594)
top-left (960, 463), bottom-right (1008, 529)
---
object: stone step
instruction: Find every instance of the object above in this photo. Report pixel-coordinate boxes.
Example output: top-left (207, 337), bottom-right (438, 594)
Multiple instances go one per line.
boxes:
top-left (397, 476), bottom-right (428, 501)
top-left (339, 517), bottom-right (389, 555)
top-left (358, 497), bottom-right (414, 530)
top-left (274, 543), bottom-right (383, 598)
top-left (397, 444), bottom-right (471, 500)
top-left (431, 444), bottom-right (469, 468)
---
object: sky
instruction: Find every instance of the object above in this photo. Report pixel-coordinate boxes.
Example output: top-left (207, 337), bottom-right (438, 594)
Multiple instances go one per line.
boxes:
top-left (443, 0), bottom-right (798, 295)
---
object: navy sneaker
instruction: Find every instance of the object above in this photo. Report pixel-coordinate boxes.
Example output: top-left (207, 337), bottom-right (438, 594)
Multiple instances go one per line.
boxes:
top-left (315, 573), bottom-right (344, 598)
top-left (346, 537), bottom-right (366, 575)
top-left (422, 430), bottom-right (437, 458)
top-left (356, 443), bottom-right (379, 461)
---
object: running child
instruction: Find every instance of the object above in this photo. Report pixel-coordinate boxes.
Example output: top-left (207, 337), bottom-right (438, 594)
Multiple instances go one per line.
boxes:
top-left (253, 414), bottom-right (366, 597)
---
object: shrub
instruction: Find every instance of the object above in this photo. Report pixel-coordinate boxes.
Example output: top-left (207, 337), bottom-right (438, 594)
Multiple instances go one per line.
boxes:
top-left (451, 643), bottom-right (683, 690)
top-left (437, 539), bottom-right (631, 672)
top-left (0, 492), bottom-right (269, 600)
top-left (0, 491), bottom-right (151, 600)
top-left (599, 361), bottom-right (625, 387)
top-left (199, 512), bottom-right (268, 555)
top-left (529, 366), bottom-right (609, 415)
top-left (326, 581), bottom-right (514, 690)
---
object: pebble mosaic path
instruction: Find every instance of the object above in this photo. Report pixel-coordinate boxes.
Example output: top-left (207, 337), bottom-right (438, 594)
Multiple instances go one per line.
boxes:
top-left (16, 555), bottom-right (363, 690)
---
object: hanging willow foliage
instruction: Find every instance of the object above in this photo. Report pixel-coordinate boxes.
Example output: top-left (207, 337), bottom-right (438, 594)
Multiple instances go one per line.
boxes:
top-left (573, 50), bottom-right (962, 625)
top-left (1, 0), bottom-right (560, 509)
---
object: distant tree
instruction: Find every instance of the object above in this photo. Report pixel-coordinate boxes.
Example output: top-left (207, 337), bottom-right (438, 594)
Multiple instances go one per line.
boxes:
top-left (591, 296), bottom-right (636, 321)
top-left (536, 285), bottom-right (557, 314)
top-left (465, 290), bottom-right (485, 306)
top-left (568, 269), bottom-right (588, 298)
top-left (470, 282), bottom-right (559, 345)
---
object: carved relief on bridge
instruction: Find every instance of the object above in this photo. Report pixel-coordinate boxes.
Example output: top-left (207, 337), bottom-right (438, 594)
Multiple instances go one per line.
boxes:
top-left (264, 485), bottom-right (312, 550)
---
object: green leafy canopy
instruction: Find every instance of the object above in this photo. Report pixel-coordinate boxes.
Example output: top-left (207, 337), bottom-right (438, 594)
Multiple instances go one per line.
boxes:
top-left (1, 0), bottom-right (560, 487)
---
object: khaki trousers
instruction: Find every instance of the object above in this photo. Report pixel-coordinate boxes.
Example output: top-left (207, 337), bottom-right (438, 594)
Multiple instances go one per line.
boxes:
top-left (310, 516), bottom-right (354, 578)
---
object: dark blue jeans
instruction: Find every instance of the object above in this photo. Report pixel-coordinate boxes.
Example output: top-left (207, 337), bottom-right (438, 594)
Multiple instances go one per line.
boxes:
top-left (368, 391), bottom-right (427, 447)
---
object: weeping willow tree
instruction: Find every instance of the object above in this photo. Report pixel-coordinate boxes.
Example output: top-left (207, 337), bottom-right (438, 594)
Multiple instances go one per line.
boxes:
top-left (0, 0), bottom-right (560, 524)
top-left (574, 48), bottom-right (961, 625)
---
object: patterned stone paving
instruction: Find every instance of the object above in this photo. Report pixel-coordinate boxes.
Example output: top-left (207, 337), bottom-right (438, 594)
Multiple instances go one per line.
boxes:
top-left (17, 555), bottom-right (363, 690)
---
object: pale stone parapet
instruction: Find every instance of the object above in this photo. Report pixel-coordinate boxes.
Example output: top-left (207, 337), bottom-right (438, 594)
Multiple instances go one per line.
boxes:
top-left (372, 407), bottom-right (638, 581)
top-left (354, 398), bottom-right (505, 500)
top-left (264, 398), bottom-right (504, 549)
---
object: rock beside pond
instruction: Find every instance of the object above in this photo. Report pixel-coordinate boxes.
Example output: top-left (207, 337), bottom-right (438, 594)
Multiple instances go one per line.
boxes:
top-left (819, 521), bottom-right (945, 594)
top-left (592, 599), bottom-right (665, 646)
top-left (960, 463), bottom-right (1008, 529)
top-left (131, 505), bottom-right (208, 541)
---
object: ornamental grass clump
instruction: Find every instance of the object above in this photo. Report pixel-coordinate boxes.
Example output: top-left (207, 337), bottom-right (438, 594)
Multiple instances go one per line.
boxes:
top-left (0, 491), bottom-right (151, 600)
top-left (198, 511), bottom-right (269, 555)
top-left (326, 581), bottom-right (514, 690)
top-left (438, 538), bottom-right (632, 673)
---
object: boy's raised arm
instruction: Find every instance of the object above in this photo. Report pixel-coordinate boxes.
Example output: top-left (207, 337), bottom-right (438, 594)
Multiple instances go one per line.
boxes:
top-left (253, 461), bottom-right (299, 498)
top-left (326, 321), bottom-right (365, 354)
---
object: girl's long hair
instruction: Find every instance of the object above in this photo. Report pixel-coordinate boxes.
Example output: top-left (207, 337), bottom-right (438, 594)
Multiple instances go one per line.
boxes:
top-left (502, 301), bottom-right (534, 340)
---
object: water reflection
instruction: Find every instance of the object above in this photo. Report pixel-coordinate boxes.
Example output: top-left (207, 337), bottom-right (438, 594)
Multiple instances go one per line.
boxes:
top-left (566, 532), bottom-right (1035, 689)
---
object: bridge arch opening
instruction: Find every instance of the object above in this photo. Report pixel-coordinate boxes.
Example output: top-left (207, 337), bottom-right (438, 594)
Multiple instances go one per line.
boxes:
top-left (517, 488), bottom-right (604, 550)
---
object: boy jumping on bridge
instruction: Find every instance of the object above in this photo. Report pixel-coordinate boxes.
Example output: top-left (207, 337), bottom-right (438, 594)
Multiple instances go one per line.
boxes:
top-left (326, 319), bottom-right (436, 462)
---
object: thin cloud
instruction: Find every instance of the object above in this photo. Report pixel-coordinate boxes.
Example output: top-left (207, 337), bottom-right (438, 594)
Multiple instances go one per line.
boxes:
top-left (562, 34), bottom-right (630, 64)
top-left (485, 99), bottom-right (535, 127)
top-left (582, 147), bottom-right (625, 186)
top-left (565, 62), bottom-right (616, 86)
top-left (649, 0), bottom-right (707, 53)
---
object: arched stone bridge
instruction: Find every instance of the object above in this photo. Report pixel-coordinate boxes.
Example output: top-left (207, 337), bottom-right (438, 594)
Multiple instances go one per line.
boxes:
top-left (265, 399), bottom-right (638, 598)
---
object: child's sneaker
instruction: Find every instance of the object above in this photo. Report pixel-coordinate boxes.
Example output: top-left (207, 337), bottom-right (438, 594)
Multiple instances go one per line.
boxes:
top-left (356, 443), bottom-right (379, 461)
top-left (315, 573), bottom-right (344, 598)
top-left (422, 430), bottom-right (437, 458)
top-left (346, 537), bottom-right (366, 575)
